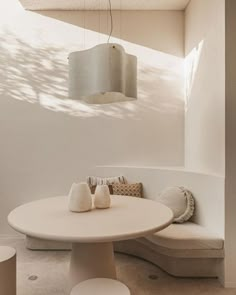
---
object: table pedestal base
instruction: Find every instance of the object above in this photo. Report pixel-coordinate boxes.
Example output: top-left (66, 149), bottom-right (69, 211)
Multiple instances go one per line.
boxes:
top-left (69, 242), bottom-right (117, 291)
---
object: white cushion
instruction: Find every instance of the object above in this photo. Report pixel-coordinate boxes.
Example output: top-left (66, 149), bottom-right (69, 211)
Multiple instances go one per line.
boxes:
top-left (146, 222), bottom-right (224, 250)
top-left (158, 186), bottom-right (194, 223)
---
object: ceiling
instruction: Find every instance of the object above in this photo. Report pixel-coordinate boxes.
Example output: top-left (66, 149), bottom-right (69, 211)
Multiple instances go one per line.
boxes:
top-left (18, 0), bottom-right (191, 11)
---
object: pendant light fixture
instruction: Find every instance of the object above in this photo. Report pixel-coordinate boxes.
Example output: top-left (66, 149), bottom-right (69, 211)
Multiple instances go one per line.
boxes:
top-left (68, 0), bottom-right (137, 104)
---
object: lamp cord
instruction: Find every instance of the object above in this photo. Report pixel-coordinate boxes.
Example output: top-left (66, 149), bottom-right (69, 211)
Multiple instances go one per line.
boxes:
top-left (107, 0), bottom-right (113, 43)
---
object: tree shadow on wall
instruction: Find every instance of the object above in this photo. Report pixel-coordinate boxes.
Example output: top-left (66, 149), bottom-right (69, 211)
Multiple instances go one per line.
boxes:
top-left (0, 30), bottom-right (184, 119)
top-left (0, 30), bottom-right (67, 104)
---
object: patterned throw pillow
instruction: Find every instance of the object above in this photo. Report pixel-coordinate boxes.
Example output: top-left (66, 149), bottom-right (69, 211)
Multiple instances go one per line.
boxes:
top-left (86, 175), bottom-right (126, 186)
top-left (112, 183), bottom-right (143, 198)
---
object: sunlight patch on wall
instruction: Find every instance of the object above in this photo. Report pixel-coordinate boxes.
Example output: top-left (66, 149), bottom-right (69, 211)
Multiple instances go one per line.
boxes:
top-left (185, 40), bottom-right (204, 107)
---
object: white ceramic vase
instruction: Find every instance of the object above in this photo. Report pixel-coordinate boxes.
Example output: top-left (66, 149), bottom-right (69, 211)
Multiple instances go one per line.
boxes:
top-left (68, 182), bottom-right (92, 212)
top-left (94, 185), bottom-right (111, 209)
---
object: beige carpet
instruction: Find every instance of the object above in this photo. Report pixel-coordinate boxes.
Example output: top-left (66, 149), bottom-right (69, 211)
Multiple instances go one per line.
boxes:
top-left (0, 237), bottom-right (236, 295)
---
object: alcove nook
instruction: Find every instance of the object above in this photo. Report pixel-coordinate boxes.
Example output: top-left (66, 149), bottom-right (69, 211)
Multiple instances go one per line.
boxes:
top-left (0, 0), bottom-right (235, 293)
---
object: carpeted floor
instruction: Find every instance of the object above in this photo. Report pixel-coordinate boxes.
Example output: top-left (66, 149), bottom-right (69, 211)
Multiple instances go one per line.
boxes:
top-left (1, 237), bottom-right (236, 295)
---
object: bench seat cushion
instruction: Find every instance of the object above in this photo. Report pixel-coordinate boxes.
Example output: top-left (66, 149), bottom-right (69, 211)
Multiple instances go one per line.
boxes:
top-left (146, 222), bottom-right (224, 250)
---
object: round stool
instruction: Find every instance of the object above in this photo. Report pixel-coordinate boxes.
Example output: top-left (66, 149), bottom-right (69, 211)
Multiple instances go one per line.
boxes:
top-left (70, 278), bottom-right (130, 295)
top-left (0, 246), bottom-right (16, 295)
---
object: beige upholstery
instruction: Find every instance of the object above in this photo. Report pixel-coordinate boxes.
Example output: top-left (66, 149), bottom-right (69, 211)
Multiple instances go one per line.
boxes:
top-left (114, 221), bottom-right (224, 278)
top-left (146, 222), bottom-right (224, 250)
top-left (138, 237), bottom-right (224, 258)
top-left (114, 239), bottom-right (223, 277)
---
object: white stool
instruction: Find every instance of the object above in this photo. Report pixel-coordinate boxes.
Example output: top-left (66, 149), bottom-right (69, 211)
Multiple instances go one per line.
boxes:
top-left (0, 246), bottom-right (16, 295)
top-left (70, 278), bottom-right (130, 295)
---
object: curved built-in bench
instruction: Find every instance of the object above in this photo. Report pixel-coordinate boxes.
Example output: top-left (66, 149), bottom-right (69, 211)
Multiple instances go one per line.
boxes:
top-left (114, 222), bottom-right (224, 277)
top-left (92, 166), bottom-right (225, 280)
top-left (147, 222), bottom-right (223, 251)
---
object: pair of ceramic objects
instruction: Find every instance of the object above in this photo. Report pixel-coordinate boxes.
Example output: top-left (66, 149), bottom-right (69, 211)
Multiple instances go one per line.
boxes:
top-left (68, 182), bottom-right (111, 212)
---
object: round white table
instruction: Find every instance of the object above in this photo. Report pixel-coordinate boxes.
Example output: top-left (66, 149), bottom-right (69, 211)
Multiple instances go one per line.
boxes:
top-left (8, 195), bottom-right (173, 291)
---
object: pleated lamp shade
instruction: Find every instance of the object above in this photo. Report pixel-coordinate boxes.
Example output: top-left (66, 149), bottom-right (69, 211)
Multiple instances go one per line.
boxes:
top-left (68, 43), bottom-right (137, 104)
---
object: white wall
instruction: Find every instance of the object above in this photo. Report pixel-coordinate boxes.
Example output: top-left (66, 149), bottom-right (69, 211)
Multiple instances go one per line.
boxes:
top-left (185, 0), bottom-right (225, 176)
top-left (185, 0), bottom-right (226, 286)
top-left (0, 0), bottom-right (185, 235)
top-left (225, 0), bottom-right (236, 288)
